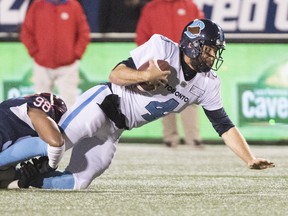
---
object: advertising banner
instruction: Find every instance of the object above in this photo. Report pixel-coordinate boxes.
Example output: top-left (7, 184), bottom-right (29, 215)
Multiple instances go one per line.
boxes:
top-left (0, 42), bottom-right (287, 141)
top-left (0, 0), bottom-right (30, 32)
top-left (1, 0), bottom-right (287, 39)
top-left (194, 0), bottom-right (288, 34)
top-left (217, 44), bottom-right (288, 141)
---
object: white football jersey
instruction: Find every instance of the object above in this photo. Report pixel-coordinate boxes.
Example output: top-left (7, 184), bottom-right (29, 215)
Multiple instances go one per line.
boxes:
top-left (111, 34), bottom-right (223, 129)
top-left (39, 34), bottom-right (224, 189)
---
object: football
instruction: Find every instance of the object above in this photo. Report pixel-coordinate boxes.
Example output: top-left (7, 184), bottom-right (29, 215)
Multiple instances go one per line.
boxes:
top-left (136, 59), bottom-right (170, 92)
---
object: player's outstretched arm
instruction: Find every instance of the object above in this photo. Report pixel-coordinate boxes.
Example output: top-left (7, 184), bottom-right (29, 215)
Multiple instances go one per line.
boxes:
top-left (221, 127), bottom-right (275, 170)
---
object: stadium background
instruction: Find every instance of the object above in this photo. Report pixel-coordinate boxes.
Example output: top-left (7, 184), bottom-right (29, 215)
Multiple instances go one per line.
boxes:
top-left (0, 0), bottom-right (288, 143)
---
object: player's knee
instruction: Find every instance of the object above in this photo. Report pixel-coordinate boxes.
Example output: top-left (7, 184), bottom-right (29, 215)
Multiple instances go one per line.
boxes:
top-left (73, 154), bottom-right (114, 190)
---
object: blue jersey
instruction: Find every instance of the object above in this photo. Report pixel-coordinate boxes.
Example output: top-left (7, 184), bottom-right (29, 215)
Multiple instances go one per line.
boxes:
top-left (0, 94), bottom-right (55, 151)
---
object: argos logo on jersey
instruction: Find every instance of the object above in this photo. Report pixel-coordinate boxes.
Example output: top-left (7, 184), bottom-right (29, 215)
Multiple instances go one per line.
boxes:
top-left (195, 0), bottom-right (288, 33)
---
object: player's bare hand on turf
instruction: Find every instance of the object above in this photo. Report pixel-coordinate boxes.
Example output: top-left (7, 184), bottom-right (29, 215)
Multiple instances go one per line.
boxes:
top-left (248, 158), bottom-right (275, 170)
top-left (145, 60), bottom-right (170, 85)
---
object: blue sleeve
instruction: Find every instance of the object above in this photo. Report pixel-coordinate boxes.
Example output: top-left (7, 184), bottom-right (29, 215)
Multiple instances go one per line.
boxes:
top-left (203, 107), bottom-right (235, 137)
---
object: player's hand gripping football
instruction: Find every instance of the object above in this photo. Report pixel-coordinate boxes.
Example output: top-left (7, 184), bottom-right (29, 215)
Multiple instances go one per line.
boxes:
top-left (143, 60), bottom-right (171, 86)
top-left (248, 158), bottom-right (275, 170)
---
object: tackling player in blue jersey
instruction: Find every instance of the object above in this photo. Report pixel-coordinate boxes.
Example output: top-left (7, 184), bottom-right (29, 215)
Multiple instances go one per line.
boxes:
top-left (0, 93), bottom-right (67, 188)
top-left (16, 19), bottom-right (274, 190)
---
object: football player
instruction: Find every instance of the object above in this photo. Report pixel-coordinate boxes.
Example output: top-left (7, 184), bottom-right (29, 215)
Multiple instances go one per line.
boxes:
top-left (19, 19), bottom-right (274, 190)
top-left (0, 93), bottom-right (67, 188)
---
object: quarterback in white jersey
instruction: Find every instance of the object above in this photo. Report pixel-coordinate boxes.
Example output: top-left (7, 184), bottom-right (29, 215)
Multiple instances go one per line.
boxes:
top-left (17, 19), bottom-right (274, 190)
top-left (113, 34), bottom-right (221, 129)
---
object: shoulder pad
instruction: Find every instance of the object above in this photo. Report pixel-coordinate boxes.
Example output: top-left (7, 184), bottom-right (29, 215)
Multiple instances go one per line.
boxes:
top-left (27, 95), bottom-right (54, 118)
top-left (160, 35), bottom-right (174, 43)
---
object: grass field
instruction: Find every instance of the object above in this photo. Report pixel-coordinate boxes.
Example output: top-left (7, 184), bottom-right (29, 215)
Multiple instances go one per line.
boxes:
top-left (0, 143), bottom-right (287, 216)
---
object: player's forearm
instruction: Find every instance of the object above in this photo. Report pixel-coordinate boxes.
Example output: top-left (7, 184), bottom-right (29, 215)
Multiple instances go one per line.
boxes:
top-left (109, 64), bottom-right (148, 86)
top-left (221, 127), bottom-right (256, 164)
top-left (41, 129), bottom-right (65, 147)
top-left (36, 118), bottom-right (64, 147)
top-left (29, 109), bottom-right (64, 147)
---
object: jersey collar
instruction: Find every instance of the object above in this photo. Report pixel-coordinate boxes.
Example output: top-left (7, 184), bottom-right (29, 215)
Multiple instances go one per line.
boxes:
top-left (180, 51), bottom-right (197, 81)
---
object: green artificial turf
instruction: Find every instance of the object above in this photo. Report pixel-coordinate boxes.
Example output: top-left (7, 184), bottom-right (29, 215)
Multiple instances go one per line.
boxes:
top-left (0, 144), bottom-right (287, 216)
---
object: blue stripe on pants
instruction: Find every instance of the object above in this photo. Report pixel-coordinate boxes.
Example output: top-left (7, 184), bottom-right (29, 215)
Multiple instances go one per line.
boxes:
top-left (61, 85), bottom-right (108, 130)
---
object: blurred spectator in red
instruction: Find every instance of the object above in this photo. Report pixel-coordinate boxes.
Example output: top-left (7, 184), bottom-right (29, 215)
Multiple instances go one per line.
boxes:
top-left (20, 0), bottom-right (90, 108)
top-left (135, 0), bottom-right (205, 148)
